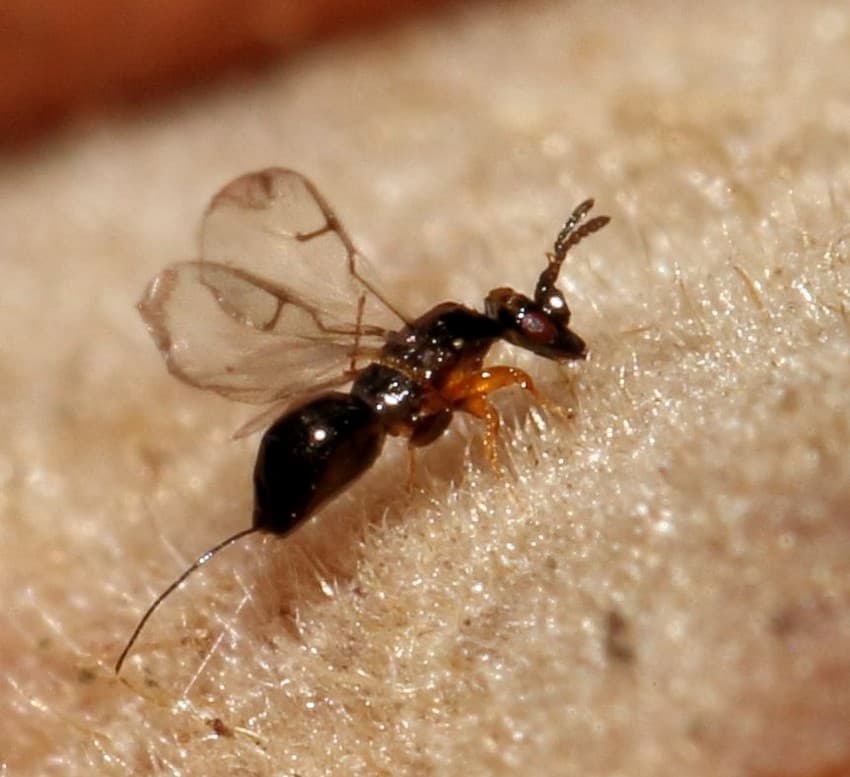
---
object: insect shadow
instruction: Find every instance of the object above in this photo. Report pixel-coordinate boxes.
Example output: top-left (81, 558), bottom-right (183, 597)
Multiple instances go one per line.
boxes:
top-left (115, 168), bottom-right (609, 674)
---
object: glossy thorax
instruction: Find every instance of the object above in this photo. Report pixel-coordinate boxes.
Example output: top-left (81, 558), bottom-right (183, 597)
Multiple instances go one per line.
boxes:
top-left (353, 287), bottom-right (587, 434)
top-left (354, 303), bottom-right (503, 441)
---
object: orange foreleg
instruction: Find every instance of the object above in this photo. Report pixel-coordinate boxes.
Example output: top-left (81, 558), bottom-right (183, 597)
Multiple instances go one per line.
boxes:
top-left (440, 366), bottom-right (538, 467)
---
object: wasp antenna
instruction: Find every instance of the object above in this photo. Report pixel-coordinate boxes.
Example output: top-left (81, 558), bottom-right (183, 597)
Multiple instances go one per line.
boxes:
top-left (554, 215), bottom-right (610, 264)
top-left (537, 200), bottom-right (610, 293)
top-left (114, 526), bottom-right (261, 675)
top-left (552, 199), bottom-right (610, 266)
top-left (552, 199), bottom-right (594, 259)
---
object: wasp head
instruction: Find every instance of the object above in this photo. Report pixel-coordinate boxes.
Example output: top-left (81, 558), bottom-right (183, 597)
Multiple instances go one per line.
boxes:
top-left (484, 199), bottom-right (609, 361)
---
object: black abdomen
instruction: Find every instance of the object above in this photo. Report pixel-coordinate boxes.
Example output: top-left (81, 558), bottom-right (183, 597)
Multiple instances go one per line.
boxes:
top-left (253, 393), bottom-right (386, 534)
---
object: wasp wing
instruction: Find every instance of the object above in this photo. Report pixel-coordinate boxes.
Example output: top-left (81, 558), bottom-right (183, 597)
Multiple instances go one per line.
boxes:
top-left (138, 168), bottom-right (397, 406)
top-left (139, 260), bottom-right (384, 404)
top-left (200, 167), bottom-right (408, 333)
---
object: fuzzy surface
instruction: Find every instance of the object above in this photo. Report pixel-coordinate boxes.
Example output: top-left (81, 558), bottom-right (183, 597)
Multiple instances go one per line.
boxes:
top-left (2, 1), bottom-right (850, 775)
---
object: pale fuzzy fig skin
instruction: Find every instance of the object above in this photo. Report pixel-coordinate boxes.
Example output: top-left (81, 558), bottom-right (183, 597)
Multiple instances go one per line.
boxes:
top-left (4, 2), bottom-right (850, 776)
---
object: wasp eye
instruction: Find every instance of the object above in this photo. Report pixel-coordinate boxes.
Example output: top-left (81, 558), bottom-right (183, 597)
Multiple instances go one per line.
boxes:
top-left (520, 310), bottom-right (557, 343)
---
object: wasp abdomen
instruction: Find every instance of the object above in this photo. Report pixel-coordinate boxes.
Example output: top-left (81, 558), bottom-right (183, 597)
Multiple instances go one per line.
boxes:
top-left (253, 392), bottom-right (386, 534)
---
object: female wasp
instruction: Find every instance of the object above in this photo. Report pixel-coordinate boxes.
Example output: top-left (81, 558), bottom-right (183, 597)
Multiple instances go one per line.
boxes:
top-left (115, 169), bottom-right (609, 673)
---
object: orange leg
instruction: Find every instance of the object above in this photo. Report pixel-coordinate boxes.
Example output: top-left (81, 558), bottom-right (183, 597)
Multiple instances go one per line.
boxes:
top-left (441, 366), bottom-right (539, 468)
top-left (441, 365), bottom-right (539, 403)
top-left (456, 394), bottom-right (502, 467)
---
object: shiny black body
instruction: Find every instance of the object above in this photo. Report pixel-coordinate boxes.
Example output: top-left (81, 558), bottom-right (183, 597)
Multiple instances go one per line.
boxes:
top-left (253, 392), bottom-right (385, 532)
top-left (253, 303), bottom-right (504, 533)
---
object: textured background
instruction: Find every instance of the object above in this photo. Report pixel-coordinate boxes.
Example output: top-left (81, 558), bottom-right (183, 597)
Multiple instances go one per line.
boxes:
top-left (2, 1), bottom-right (850, 775)
top-left (0, 0), bottom-right (451, 145)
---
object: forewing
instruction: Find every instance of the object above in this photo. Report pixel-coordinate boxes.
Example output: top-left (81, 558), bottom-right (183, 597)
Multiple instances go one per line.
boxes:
top-left (138, 168), bottom-right (400, 407)
top-left (139, 261), bottom-right (383, 404)
top-left (201, 167), bottom-right (407, 333)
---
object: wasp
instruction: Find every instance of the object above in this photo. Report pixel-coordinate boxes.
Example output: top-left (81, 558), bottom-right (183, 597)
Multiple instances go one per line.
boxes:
top-left (114, 169), bottom-right (609, 673)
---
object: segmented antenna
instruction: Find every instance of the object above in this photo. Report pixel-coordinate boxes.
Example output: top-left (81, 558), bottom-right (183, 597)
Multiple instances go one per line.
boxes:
top-left (553, 198), bottom-right (610, 265)
top-left (114, 526), bottom-right (260, 674)
top-left (538, 199), bottom-right (610, 293)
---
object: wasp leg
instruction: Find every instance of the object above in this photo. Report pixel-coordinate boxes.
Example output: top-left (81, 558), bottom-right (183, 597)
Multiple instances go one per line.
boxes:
top-left (441, 366), bottom-right (538, 468)
top-left (537, 377), bottom-right (579, 424)
top-left (406, 445), bottom-right (417, 493)
top-left (442, 365), bottom-right (538, 404)
top-left (456, 394), bottom-right (502, 467)
top-left (349, 292), bottom-right (366, 373)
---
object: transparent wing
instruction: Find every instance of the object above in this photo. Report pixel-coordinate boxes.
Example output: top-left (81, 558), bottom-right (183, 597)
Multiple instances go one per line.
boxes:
top-left (201, 167), bottom-right (408, 332)
top-left (138, 168), bottom-right (399, 406)
top-left (139, 261), bottom-right (384, 404)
